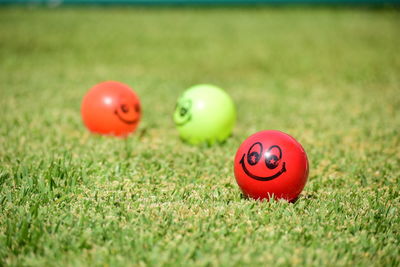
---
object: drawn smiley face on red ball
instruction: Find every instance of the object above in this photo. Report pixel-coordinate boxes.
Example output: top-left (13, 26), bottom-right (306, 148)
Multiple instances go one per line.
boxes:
top-left (114, 97), bottom-right (141, 125)
top-left (81, 81), bottom-right (141, 137)
top-left (234, 130), bottom-right (309, 201)
top-left (239, 142), bottom-right (287, 181)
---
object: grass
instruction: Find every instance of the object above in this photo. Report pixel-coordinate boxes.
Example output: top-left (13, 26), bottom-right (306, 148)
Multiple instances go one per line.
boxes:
top-left (0, 5), bottom-right (399, 266)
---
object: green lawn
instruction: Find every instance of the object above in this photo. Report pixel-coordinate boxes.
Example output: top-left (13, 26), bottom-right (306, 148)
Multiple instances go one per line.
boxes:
top-left (0, 6), bottom-right (399, 266)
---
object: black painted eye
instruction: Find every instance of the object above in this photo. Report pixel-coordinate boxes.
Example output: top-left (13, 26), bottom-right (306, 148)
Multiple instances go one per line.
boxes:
top-left (180, 107), bottom-right (188, 117)
top-left (264, 145), bottom-right (282, 169)
top-left (121, 104), bottom-right (129, 113)
top-left (134, 103), bottom-right (141, 113)
top-left (247, 142), bottom-right (263, 166)
top-left (176, 99), bottom-right (192, 118)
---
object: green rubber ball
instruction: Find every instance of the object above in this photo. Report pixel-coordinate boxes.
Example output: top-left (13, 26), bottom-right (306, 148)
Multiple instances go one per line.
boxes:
top-left (174, 84), bottom-right (236, 145)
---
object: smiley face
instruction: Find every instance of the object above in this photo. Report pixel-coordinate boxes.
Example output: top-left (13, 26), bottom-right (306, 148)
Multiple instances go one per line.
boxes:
top-left (239, 142), bottom-right (286, 181)
top-left (114, 98), bottom-right (141, 125)
top-left (174, 98), bottom-right (192, 126)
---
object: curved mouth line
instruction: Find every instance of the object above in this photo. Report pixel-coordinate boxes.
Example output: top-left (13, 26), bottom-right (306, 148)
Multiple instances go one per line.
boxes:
top-left (239, 154), bottom-right (286, 181)
top-left (175, 114), bottom-right (192, 126)
top-left (114, 110), bottom-right (138, 125)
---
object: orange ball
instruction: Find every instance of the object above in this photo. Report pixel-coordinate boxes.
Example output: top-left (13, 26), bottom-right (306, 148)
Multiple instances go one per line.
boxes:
top-left (81, 81), bottom-right (141, 137)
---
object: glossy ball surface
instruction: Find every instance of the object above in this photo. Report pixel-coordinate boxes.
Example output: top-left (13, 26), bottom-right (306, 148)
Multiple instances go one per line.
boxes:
top-left (81, 81), bottom-right (141, 137)
top-left (234, 130), bottom-right (309, 201)
top-left (174, 84), bottom-right (236, 145)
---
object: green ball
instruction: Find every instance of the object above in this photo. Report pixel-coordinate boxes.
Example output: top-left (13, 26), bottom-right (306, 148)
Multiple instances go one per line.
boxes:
top-left (174, 84), bottom-right (236, 145)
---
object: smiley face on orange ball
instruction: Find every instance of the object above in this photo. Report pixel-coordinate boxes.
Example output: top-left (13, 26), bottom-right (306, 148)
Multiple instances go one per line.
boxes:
top-left (113, 97), bottom-right (141, 125)
top-left (234, 130), bottom-right (309, 201)
top-left (81, 81), bottom-right (141, 137)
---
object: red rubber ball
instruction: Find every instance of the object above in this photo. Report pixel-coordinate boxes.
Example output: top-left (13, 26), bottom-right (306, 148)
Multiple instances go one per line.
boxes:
top-left (81, 81), bottom-right (141, 137)
top-left (234, 130), bottom-right (309, 201)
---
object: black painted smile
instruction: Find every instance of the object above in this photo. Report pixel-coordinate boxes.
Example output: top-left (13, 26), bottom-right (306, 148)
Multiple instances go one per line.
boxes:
top-left (239, 154), bottom-right (286, 181)
top-left (175, 114), bottom-right (192, 126)
top-left (114, 110), bottom-right (138, 125)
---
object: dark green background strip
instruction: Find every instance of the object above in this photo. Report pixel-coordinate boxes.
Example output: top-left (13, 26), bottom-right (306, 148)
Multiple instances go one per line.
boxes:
top-left (1, 0), bottom-right (399, 4)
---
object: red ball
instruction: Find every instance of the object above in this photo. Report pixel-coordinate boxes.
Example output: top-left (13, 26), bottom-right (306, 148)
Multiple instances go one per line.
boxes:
top-left (81, 81), bottom-right (141, 137)
top-left (234, 130), bottom-right (309, 201)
